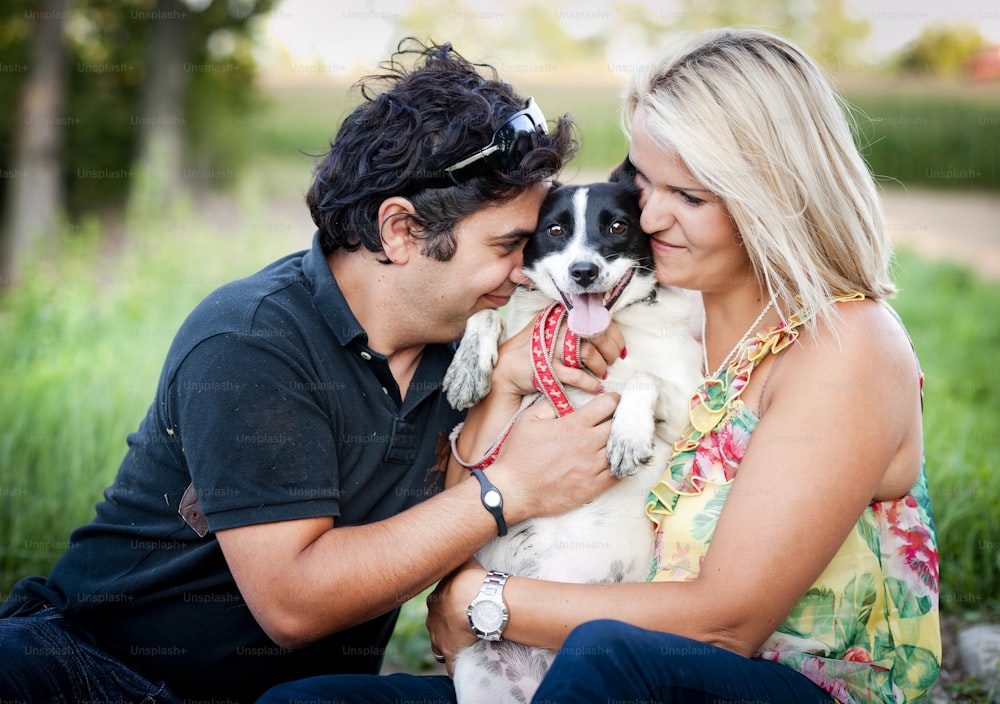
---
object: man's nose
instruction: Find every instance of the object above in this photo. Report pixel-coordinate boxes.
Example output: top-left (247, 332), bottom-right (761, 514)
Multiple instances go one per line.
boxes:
top-left (508, 263), bottom-right (529, 286)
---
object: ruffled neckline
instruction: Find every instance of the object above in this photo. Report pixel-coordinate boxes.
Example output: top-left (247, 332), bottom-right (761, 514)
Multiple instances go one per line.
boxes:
top-left (647, 294), bottom-right (865, 524)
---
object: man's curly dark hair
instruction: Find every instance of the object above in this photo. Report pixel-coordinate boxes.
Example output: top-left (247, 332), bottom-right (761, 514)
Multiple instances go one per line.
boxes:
top-left (306, 38), bottom-right (578, 261)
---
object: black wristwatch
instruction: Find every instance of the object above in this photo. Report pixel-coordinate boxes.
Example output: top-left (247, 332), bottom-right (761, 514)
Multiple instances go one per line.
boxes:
top-left (470, 469), bottom-right (507, 536)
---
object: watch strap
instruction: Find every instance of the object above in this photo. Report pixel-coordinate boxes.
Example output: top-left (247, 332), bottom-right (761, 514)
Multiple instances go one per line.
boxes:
top-left (470, 468), bottom-right (508, 536)
top-left (479, 570), bottom-right (509, 597)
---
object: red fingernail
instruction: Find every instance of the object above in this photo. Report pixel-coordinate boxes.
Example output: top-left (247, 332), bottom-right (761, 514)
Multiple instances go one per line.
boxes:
top-left (602, 371), bottom-right (608, 380)
top-left (620, 346), bottom-right (628, 359)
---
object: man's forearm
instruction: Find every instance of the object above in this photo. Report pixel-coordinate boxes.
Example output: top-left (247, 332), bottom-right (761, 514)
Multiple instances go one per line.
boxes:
top-left (240, 473), bottom-right (504, 649)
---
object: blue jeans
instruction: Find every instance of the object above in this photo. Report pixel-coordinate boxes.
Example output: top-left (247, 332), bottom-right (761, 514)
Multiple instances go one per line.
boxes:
top-left (257, 671), bottom-right (457, 703)
top-left (0, 606), bottom-right (182, 703)
top-left (257, 620), bottom-right (834, 704)
top-left (533, 620), bottom-right (835, 703)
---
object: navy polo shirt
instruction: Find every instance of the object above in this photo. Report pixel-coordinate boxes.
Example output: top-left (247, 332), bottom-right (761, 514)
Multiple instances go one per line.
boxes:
top-left (2, 232), bottom-right (463, 702)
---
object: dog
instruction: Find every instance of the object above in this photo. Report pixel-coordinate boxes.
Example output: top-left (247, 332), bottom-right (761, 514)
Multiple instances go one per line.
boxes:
top-left (442, 173), bottom-right (703, 703)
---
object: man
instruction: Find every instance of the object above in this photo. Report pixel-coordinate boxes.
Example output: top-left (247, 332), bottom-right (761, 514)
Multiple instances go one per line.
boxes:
top-left (0, 40), bottom-right (619, 703)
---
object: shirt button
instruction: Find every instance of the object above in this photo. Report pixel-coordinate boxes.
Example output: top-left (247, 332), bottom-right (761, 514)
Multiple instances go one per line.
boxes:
top-left (360, 350), bottom-right (372, 361)
top-left (382, 387), bottom-right (389, 395)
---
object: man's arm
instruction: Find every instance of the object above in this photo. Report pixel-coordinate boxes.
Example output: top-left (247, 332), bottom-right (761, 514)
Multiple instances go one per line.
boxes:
top-left (217, 477), bottom-right (491, 650)
top-left (217, 392), bottom-right (619, 650)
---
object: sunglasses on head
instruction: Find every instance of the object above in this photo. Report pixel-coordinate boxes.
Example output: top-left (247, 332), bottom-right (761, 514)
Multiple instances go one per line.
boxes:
top-left (416, 97), bottom-right (549, 189)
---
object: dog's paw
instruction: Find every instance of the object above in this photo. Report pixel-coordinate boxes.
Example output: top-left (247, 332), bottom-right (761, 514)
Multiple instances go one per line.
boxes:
top-left (443, 310), bottom-right (505, 410)
top-left (607, 426), bottom-right (654, 478)
top-left (606, 379), bottom-right (658, 477)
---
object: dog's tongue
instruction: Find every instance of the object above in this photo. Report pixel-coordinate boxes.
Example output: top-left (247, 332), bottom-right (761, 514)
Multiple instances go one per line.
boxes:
top-left (566, 293), bottom-right (611, 337)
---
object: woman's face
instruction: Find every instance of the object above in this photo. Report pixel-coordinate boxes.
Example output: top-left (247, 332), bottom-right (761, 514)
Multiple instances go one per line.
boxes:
top-left (628, 106), bottom-right (754, 295)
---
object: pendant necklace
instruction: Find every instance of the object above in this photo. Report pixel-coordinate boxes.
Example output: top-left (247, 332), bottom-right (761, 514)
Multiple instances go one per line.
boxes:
top-left (702, 299), bottom-right (774, 378)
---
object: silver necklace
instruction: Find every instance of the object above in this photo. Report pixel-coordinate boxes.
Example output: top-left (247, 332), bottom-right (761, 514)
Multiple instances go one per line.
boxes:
top-left (702, 299), bottom-right (774, 377)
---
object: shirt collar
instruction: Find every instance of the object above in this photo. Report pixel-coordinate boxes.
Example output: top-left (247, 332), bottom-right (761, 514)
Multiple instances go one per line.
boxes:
top-left (300, 231), bottom-right (458, 410)
top-left (302, 231), bottom-right (368, 348)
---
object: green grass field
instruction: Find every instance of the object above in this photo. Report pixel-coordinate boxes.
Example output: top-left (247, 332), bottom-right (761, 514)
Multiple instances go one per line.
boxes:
top-left (1, 81), bottom-right (998, 675)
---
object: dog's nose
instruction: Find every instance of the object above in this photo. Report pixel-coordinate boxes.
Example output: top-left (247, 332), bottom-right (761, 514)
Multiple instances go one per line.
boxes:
top-left (570, 261), bottom-right (599, 287)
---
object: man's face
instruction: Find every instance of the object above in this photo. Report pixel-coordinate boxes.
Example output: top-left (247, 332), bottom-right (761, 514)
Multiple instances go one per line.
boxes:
top-left (408, 182), bottom-right (549, 343)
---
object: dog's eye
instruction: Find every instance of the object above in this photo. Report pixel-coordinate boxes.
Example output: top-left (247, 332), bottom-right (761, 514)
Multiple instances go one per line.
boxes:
top-left (546, 224), bottom-right (564, 237)
top-left (608, 220), bottom-right (628, 236)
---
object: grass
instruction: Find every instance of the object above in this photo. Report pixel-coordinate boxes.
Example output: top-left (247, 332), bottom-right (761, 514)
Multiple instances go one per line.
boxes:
top-left (1, 81), bottom-right (998, 675)
top-left (890, 249), bottom-right (1000, 608)
top-left (840, 76), bottom-right (1000, 192)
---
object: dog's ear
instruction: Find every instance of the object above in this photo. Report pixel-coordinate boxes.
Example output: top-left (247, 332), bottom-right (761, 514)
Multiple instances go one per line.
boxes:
top-left (609, 156), bottom-right (636, 184)
top-left (608, 157), bottom-right (641, 202)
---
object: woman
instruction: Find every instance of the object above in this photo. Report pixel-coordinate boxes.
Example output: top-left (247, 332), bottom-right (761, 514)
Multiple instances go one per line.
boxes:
top-left (260, 28), bottom-right (940, 704)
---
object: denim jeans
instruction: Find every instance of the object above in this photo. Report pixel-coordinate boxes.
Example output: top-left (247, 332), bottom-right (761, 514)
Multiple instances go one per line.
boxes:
top-left (533, 620), bottom-right (835, 704)
top-left (257, 671), bottom-right (457, 704)
top-left (257, 620), bottom-right (834, 704)
top-left (0, 606), bottom-right (182, 704)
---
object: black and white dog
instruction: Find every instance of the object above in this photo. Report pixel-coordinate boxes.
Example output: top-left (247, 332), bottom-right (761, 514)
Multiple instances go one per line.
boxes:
top-left (443, 174), bottom-right (703, 703)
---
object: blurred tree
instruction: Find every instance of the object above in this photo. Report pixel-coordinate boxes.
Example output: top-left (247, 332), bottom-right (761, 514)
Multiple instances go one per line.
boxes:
top-left (894, 22), bottom-right (986, 76)
top-left (1, 0), bottom-right (69, 286)
top-left (130, 0), bottom-right (191, 213)
top-left (0, 0), bottom-right (275, 285)
top-left (130, 0), bottom-right (276, 216)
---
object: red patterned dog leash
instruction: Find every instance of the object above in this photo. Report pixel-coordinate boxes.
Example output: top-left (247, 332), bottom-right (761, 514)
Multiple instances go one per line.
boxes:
top-left (450, 303), bottom-right (580, 470)
top-left (531, 302), bottom-right (577, 417)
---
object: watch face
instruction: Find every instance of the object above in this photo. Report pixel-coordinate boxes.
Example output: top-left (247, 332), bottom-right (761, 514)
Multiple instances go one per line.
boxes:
top-left (483, 489), bottom-right (502, 508)
top-left (471, 600), bottom-right (505, 632)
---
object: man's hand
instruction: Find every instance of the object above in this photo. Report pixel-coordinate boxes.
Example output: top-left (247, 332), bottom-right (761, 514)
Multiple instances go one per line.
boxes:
top-left (486, 391), bottom-right (620, 524)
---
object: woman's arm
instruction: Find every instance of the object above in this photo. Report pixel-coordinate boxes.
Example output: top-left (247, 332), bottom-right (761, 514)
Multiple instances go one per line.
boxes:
top-left (431, 300), bottom-right (923, 660)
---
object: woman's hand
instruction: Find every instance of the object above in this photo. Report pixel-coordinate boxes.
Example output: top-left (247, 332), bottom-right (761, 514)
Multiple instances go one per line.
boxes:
top-left (426, 560), bottom-right (487, 676)
top-left (491, 317), bottom-right (627, 399)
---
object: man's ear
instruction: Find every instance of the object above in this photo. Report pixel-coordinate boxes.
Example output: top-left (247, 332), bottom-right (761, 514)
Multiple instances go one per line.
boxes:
top-left (377, 197), bottom-right (419, 264)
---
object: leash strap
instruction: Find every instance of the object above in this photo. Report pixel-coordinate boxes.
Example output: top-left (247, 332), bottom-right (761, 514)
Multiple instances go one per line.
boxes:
top-left (451, 303), bottom-right (577, 471)
top-left (561, 321), bottom-right (582, 370)
top-left (531, 302), bottom-right (575, 417)
top-left (449, 406), bottom-right (527, 471)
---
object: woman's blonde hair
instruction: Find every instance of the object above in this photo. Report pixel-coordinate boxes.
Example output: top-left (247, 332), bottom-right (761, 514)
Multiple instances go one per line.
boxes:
top-left (624, 28), bottom-right (895, 328)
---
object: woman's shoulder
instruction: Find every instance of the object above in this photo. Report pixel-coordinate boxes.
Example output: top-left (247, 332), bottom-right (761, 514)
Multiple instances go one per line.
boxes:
top-left (802, 297), bottom-right (915, 366)
top-left (760, 297), bottom-right (923, 498)
top-left (773, 297), bottom-right (921, 411)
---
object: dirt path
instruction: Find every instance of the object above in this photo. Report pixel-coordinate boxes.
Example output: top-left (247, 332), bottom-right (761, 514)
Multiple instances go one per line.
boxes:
top-left (881, 187), bottom-right (1000, 281)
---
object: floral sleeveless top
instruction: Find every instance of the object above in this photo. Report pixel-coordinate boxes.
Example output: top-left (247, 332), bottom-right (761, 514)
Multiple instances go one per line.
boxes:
top-left (645, 295), bottom-right (941, 703)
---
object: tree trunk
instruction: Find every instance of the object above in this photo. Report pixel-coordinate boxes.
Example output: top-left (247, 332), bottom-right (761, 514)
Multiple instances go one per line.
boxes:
top-left (1, 0), bottom-right (69, 287)
top-left (128, 0), bottom-right (190, 217)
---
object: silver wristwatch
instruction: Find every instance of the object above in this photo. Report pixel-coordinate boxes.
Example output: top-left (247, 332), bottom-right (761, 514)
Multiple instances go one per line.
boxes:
top-left (466, 570), bottom-right (510, 641)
